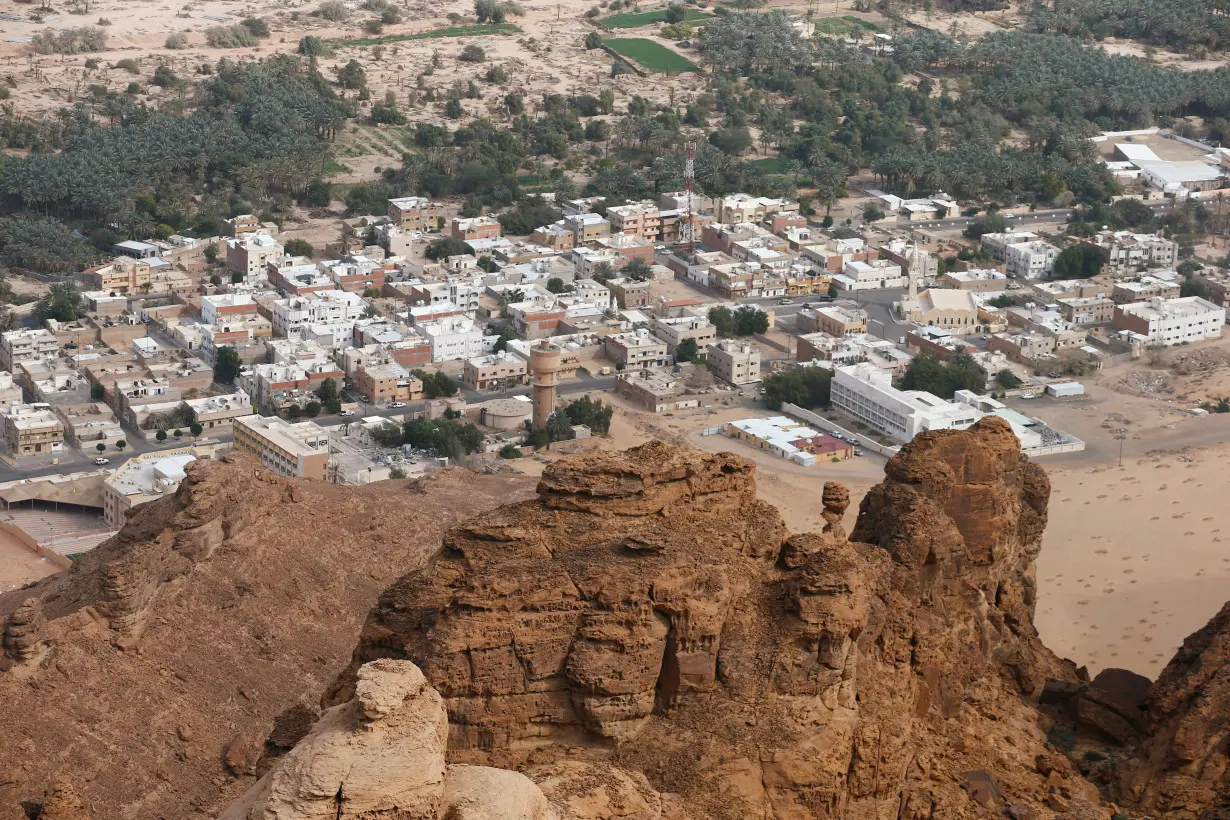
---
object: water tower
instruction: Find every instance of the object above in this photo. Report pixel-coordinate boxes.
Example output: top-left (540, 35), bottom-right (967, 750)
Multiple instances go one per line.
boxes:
top-left (529, 341), bottom-right (563, 429)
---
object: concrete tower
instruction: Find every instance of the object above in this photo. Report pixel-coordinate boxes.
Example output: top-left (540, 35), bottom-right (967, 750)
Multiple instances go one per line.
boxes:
top-left (529, 341), bottom-right (563, 429)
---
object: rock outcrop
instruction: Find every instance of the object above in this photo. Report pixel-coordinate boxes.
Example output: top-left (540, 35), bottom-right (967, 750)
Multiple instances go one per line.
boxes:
top-left (1118, 601), bottom-right (1230, 817)
top-left (0, 453), bottom-right (536, 820)
top-left (329, 423), bottom-right (1107, 818)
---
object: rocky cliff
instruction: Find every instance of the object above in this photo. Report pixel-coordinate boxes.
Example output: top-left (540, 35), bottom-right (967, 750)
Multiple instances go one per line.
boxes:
top-left (0, 453), bottom-right (536, 819)
top-left (326, 421), bottom-right (1107, 818)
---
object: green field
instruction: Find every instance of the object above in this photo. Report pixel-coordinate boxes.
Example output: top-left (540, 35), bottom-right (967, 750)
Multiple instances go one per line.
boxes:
top-left (749, 156), bottom-right (790, 173)
top-left (600, 8), bottom-right (715, 28)
top-left (331, 23), bottom-right (521, 47)
top-left (604, 38), bottom-right (700, 72)
top-left (813, 15), bottom-right (880, 35)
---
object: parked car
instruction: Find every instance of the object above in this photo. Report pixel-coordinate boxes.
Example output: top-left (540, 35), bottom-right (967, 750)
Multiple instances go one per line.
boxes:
top-left (338, 409), bottom-right (356, 417)
top-left (94, 457), bottom-right (110, 465)
top-left (779, 298), bottom-right (792, 305)
top-left (853, 449), bottom-right (864, 457)
top-left (390, 402), bottom-right (407, 409)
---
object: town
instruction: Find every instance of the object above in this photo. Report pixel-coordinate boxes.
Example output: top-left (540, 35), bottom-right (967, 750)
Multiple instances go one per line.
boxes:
top-left (0, 153), bottom-right (1227, 570)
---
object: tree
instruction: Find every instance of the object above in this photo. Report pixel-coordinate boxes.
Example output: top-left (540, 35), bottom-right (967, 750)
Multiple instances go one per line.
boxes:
top-left (214, 345), bottom-right (242, 385)
top-left (305, 400), bottom-right (322, 417)
top-left (675, 337), bottom-right (700, 363)
top-left (899, 351), bottom-right (984, 399)
top-left (173, 429), bottom-right (183, 440)
top-left (1051, 244), bottom-right (1105, 279)
top-left (96, 443), bottom-right (107, 454)
top-left (203, 244), bottom-right (219, 264)
top-left (996, 369), bottom-right (1022, 389)
top-left (564, 396), bottom-right (614, 434)
top-left (425, 236), bottom-right (470, 259)
top-left (664, 3), bottom-right (686, 23)
top-left (414, 369), bottom-right (459, 398)
top-left (284, 238), bottom-right (314, 258)
top-left (708, 126), bottom-right (753, 155)
top-left (116, 439), bottom-right (126, 451)
top-left (499, 444), bottom-right (523, 458)
top-left (546, 409), bottom-right (573, 445)
top-left (190, 422), bottom-right (203, 437)
top-left (156, 430), bottom-right (168, 443)
top-left (336, 60), bottom-right (367, 90)
top-left (524, 427), bottom-right (549, 450)
top-left (389, 466), bottom-right (408, 479)
top-left (90, 381), bottom-right (106, 401)
top-left (584, 31), bottom-right (603, 50)
top-left (762, 368), bottom-right (832, 411)
top-left (988, 294), bottom-right (1014, 308)
top-left (459, 44), bottom-right (486, 63)
top-left (286, 405), bottom-right (302, 420)
top-left (619, 257), bottom-right (653, 282)
top-left (490, 325), bottom-right (519, 353)
top-left (35, 282), bottom-right (85, 323)
top-left (1181, 275), bottom-right (1209, 299)
top-left (546, 277), bottom-right (567, 294)
top-left (963, 213), bottom-right (1007, 240)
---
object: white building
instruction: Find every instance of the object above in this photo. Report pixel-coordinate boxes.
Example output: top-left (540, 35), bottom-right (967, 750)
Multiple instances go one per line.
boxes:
top-left (413, 315), bottom-right (488, 362)
top-left (831, 362), bottom-right (981, 442)
top-left (833, 259), bottom-right (906, 291)
top-left (102, 450), bottom-right (202, 528)
top-left (1088, 230), bottom-right (1177, 273)
top-left (1113, 296), bottom-right (1225, 346)
top-left (271, 290), bottom-right (366, 338)
top-left (201, 293), bottom-right (257, 325)
top-left (1002, 241), bottom-right (1060, 280)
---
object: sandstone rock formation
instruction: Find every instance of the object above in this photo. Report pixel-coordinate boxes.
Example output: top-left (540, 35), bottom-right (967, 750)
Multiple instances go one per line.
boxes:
top-left (0, 453), bottom-right (536, 819)
top-left (1118, 601), bottom-right (1230, 817)
top-left (329, 423), bottom-right (1109, 818)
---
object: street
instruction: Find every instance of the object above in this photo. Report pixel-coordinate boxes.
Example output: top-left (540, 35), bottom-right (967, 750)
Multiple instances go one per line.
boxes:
top-left (906, 201), bottom-right (1174, 232)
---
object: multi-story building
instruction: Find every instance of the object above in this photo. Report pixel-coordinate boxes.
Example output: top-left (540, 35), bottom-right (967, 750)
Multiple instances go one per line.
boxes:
top-left (1111, 275), bottom-right (1182, 304)
top-left (86, 256), bottom-right (152, 295)
top-left (462, 352), bottom-right (527, 391)
top-left (878, 238), bottom-right (939, 281)
top-left (987, 331), bottom-right (1059, 365)
top-left (1056, 296), bottom-right (1115, 326)
top-left (222, 214), bottom-right (263, 237)
top-left (602, 330), bottom-right (668, 368)
top-left (1002, 241), bottom-right (1060, 280)
top-left (201, 293), bottom-right (259, 325)
top-left (831, 363), bottom-right (981, 443)
top-left (1194, 268), bottom-right (1230, 308)
top-left (796, 305), bottom-right (868, 336)
top-left (707, 340), bottom-right (761, 385)
top-left (0, 371), bottom-right (24, 407)
top-left (413, 315), bottom-right (489, 362)
top-left (648, 315), bottom-right (717, 355)
top-left (1, 329), bottom-right (59, 372)
top-left (318, 256), bottom-right (388, 293)
top-left (606, 201), bottom-right (664, 241)
top-left (0, 403), bottom-right (65, 458)
top-left (607, 277), bottom-right (651, 309)
top-left (1112, 296), bottom-right (1225, 346)
top-left (232, 415), bottom-right (330, 480)
top-left (714, 194), bottom-right (797, 225)
top-left (183, 390), bottom-right (252, 435)
top-left (226, 233), bottom-right (284, 279)
top-left (388, 196), bottom-right (441, 230)
top-left (353, 361), bottom-right (422, 404)
top-left (268, 258), bottom-right (334, 294)
top-left (615, 367), bottom-right (700, 413)
top-left (53, 401), bottom-right (123, 449)
top-left (271, 290), bottom-right (366, 338)
top-left (450, 216), bottom-right (502, 242)
top-left (565, 212), bottom-right (611, 242)
top-left (834, 259), bottom-right (907, 291)
top-left (530, 222), bottom-right (577, 250)
top-left (1087, 230), bottom-right (1178, 273)
top-left (936, 270), bottom-right (1008, 292)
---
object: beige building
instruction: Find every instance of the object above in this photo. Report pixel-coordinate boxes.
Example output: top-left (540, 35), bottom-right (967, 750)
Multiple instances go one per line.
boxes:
top-left (796, 305), bottom-right (868, 336)
top-left (388, 197), bottom-right (441, 230)
top-left (462, 353), bottom-right (527, 391)
top-left (232, 414), bottom-right (330, 480)
top-left (53, 402), bottom-right (124, 448)
top-left (1111, 276), bottom-right (1181, 305)
top-left (707, 340), bottom-right (761, 385)
top-left (88, 257), bottom-right (152, 295)
top-left (607, 277), bottom-right (651, 309)
top-left (226, 233), bottom-right (284, 279)
top-left (101, 446), bottom-right (216, 528)
top-left (183, 391), bottom-right (252, 435)
top-left (603, 331), bottom-right (668, 368)
top-left (354, 362), bottom-right (423, 405)
top-left (0, 371), bottom-right (23, 407)
top-left (615, 367), bottom-right (700, 413)
top-left (1, 403), bottom-right (65, 458)
top-left (1, 328), bottom-right (59, 372)
top-left (1057, 296), bottom-right (1115, 326)
top-left (649, 316), bottom-right (717, 355)
top-left (899, 289), bottom-right (979, 333)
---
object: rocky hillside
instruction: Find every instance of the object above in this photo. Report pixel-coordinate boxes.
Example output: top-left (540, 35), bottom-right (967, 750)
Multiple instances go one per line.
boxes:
top-left (326, 422), bottom-right (1106, 818)
top-left (0, 453), bottom-right (536, 819)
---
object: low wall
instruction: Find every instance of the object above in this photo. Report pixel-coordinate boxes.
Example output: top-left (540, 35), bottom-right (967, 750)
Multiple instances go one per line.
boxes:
top-left (779, 403), bottom-right (901, 458)
top-left (1025, 440), bottom-right (1086, 458)
top-left (0, 519), bottom-right (72, 570)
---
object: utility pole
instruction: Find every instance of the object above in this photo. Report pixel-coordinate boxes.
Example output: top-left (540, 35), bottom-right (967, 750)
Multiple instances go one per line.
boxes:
top-left (1112, 427), bottom-right (1127, 468)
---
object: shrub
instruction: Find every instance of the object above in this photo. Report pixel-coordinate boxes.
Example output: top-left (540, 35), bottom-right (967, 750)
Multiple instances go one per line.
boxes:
top-left (498, 444), bottom-right (523, 458)
top-left (315, 0), bottom-right (350, 21)
top-left (205, 24), bottom-right (257, 48)
top-left (389, 466), bottom-right (408, 478)
top-left (458, 44), bottom-right (486, 62)
top-left (114, 57), bottom-right (140, 73)
top-left (164, 32), bottom-right (189, 49)
top-left (151, 65), bottom-right (180, 88)
top-left (380, 6), bottom-right (402, 23)
top-left (298, 35), bottom-right (333, 57)
top-left (364, 18), bottom-right (384, 34)
top-left (485, 64), bottom-right (509, 83)
top-left (241, 17), bottom-right (270, 37)
top-left (444, 98), bottom-right (464, 119)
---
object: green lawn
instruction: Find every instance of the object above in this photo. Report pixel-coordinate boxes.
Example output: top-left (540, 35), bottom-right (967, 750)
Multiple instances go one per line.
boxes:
top-left (604, 38), bottom-right (700, 72)
top-left (600, 8), bottom-right (714, 28)
top-left (813, 15), bottom-right (880, 35)
top-left (749, 156), bottom-right (790, 173)
top-left (331, 23), bottom-right (521, 47)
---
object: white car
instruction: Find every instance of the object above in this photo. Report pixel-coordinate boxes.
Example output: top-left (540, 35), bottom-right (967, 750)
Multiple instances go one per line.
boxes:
top-left (390, 402), bottom-right (407, 409)
top-left (94, 457), bottom-right (110, 465)
top-left (338, 409), bottom-right (356, 417)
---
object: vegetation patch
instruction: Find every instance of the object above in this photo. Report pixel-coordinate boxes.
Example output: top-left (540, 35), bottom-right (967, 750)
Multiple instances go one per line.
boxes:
top-left (603, 38), bottom-right (700, 72)
top-left (812, 15), bottom-right (880, 35)
top-left (749, 156), bottom-right (790, 172)
top-left (600, 8), bottom-right (714, 28)
top-left (330, 23), bottom-right (521, 47)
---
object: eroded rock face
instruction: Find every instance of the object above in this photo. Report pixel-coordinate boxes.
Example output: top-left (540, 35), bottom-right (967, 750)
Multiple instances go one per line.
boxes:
top-left (1118, 601), bottom-right (1230, 818)
top-left (330, 426), bottom-right (1103, 818)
